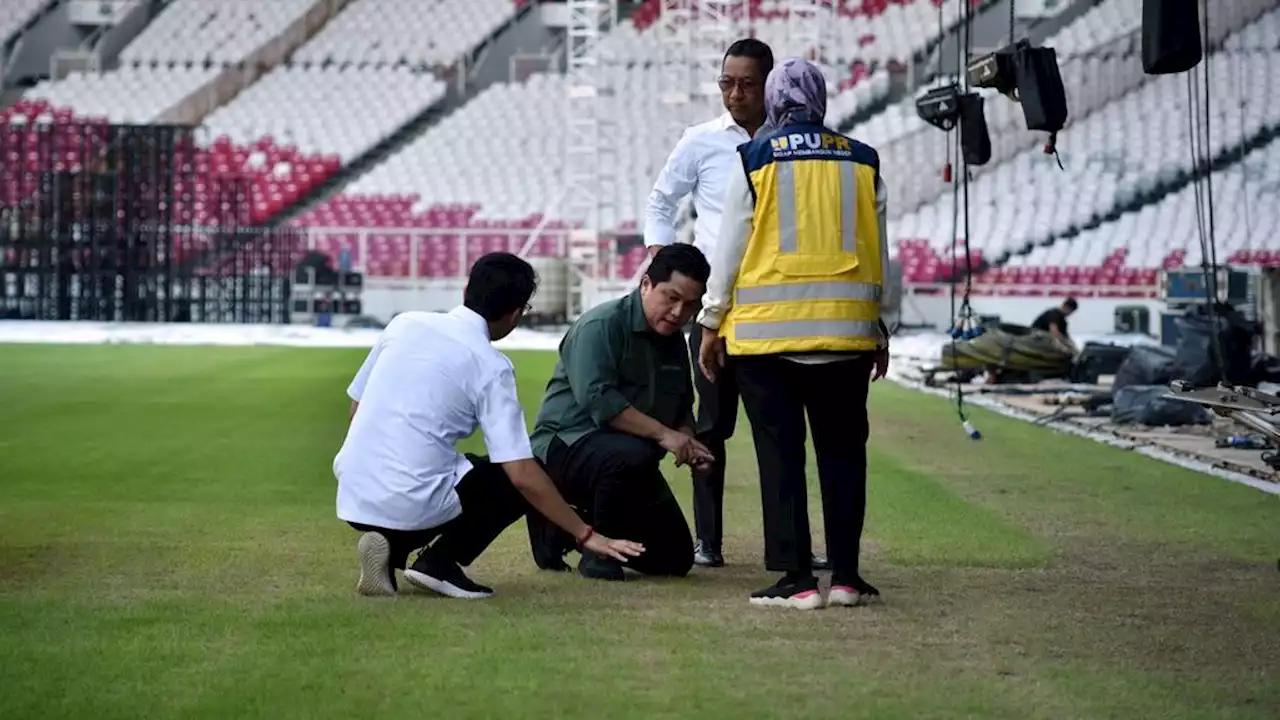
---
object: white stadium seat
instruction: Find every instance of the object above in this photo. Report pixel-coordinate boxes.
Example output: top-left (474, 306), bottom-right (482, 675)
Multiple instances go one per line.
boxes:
top-left (292, 0), bottom-right (518, 67)
top-left (120, 0), bottom-right (319, 66)
top-left (0, 0), bottom-right (49, 45)
top-left (199, 64), bottom-right (446, 163)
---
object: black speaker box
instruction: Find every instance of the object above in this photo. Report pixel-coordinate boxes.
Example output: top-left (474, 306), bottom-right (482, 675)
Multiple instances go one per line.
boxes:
top-left (1142, 0), bottom-right (1203, 75)
top-left (958, 93), bottom-right (991, 166)
top-left (1015, 45), bottom-right (1068, 133)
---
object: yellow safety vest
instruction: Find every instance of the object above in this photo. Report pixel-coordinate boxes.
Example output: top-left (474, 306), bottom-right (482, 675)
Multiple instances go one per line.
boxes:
top-left (721, 123), bottom-right (884, 356)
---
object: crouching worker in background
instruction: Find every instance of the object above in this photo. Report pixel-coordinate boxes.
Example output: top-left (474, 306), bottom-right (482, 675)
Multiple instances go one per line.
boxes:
top-left (525, 244), bottom-right (714, 581)
top-left (697, 59), bottom-right (890, 610)
top-left (334, 252), bottom-right (644, 599)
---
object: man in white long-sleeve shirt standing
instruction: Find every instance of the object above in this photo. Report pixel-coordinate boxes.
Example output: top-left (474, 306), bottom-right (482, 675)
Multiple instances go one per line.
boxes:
top-left (646, 39), bottom-right (827, 570)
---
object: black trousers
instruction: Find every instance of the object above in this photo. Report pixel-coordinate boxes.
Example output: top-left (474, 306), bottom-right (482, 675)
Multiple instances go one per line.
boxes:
top-left (348, 454), bottom-right (528, 571)
top-left (545, 432), bottom-right (694, 577)
top-left (686, 327), bottom-right (739, 549)
top-left (735, 354), bottom-right (873, 577)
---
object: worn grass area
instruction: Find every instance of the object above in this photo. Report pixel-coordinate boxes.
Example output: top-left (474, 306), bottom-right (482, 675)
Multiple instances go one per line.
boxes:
top-left (0, 344), bottom-right (1276, 719)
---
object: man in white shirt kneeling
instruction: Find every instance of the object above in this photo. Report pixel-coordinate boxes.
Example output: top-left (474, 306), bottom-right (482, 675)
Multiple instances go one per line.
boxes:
top-left (334, 252), bottom-right (644, 599)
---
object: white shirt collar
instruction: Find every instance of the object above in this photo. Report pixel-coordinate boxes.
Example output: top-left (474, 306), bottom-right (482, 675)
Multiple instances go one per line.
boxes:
top-left (448, 305), bottom-right (491, 340)
top-left (717, 112), bottom-right (751, 136)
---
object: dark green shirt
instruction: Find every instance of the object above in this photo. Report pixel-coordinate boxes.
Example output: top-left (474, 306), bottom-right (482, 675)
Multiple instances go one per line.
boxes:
top-left (530, 289), bottom-right (695, 461)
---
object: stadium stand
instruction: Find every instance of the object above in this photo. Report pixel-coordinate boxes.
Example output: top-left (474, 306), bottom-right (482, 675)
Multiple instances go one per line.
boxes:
top-left (116, 0), bottom-right (319, 66)
top-left (198, 64), bottom-right (446, 164)
top-left (292, 0), bottom-right (519, 67)
top-left (0, 0), bottom-right (51, 45)
top-left (20, 65), bottom-right (221, 124)
top-left (299, 0), bottom-right (987, 279)
top-left (893, 5), bottom-right (1280, 290)
top-left (863, 0), bottom-right (1272, 220)
top-left (11, 0), bottom-right (1276, 295)
top-left (1015, 137), bottom-right (1280, 275)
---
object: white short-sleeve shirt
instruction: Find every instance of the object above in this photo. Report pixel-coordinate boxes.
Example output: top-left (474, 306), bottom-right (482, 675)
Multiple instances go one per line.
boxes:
top-left (333, 306), bottom-right (533, 531)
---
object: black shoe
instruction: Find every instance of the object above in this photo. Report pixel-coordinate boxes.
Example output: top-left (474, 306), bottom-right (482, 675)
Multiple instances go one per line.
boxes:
top-left (812, 553), bottom-right (830, 571)
top-left (749, 574), bottom-right (824, 610)
top-left (578, 551), bottom-right (625, 581)
top-left (693, 539), bottom-right (725, 568)
top-left (852, 575), bottom-right (880, 599)
top-left (403, 549), bottom-right (494, 599)
top-left (830, 573), bottom-right (880, 607)
top-left (527, 513), bottom-right (573, 572)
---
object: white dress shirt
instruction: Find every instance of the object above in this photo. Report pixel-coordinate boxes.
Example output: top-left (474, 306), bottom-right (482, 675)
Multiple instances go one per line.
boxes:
top-left (333, 306), bottom-right (533, 531)
top-left (644, 112), bottom-right (754, 259)
top-left (696, 156), bottom-right (891, 361)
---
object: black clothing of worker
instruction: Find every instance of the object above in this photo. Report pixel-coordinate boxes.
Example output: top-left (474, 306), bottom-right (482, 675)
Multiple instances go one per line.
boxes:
top-left (1031, 307), bottom-right (1069, 337)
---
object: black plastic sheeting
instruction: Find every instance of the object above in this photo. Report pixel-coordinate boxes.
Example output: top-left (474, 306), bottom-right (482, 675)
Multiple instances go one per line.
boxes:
top-left (1112, 344), bottom-right (1178, 392)
top-left (1112, 385), bottom-right (1213, 426)
top-left (1171, 305), bottom-right (1257, 387)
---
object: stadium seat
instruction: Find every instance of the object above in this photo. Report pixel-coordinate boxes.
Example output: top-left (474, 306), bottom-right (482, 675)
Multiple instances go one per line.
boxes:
top-left (0, 0), bottom-right (51, 45)
top-left (292, 0), bottom-right (519, 67)
top-left (892, 6), bottom-right (1280, 286)
top-left (301, 0), bottom-right (999, 277)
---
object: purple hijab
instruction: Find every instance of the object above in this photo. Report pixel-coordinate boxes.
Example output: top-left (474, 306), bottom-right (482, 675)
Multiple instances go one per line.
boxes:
top-left (761, 57), bottom-right (827, 133)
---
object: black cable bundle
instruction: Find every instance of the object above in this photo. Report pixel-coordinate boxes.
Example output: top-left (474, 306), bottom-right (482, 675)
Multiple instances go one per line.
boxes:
top-left (1183, 5), bottom-right (1226, 384)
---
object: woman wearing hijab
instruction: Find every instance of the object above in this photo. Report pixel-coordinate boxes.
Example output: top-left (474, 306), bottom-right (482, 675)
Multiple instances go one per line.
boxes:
top-left (694, 58), bottom-right (892, 610)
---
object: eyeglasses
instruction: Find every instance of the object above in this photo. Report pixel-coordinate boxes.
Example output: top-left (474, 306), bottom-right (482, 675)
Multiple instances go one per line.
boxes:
top-left (717, 75), bottom-right (761, 93)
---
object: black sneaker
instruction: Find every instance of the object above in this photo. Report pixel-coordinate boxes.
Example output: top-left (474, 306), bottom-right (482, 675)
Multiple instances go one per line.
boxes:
top-left (355, 532), bottom-right (398, 597)
top-left (578, 551), bottom-right (625, 581)
top-left (829, 574), bottom-right (880, 607)
top-left (693, 539), bottom-right (725, 568)
top-left (403, 549), bottom-right (494, 599)
top-left (749, 574), bottom-right (824, 610)
top-left (526, 513), bottom-right (573, 572)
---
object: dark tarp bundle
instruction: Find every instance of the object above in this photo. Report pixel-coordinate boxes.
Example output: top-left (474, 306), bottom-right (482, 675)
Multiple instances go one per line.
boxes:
top-left (1171, 305), bottom-right (1257, 387)
top-left (939, 323), bottom-right (1075, 377)
top-left (1070, 342), bottom-right (1131, 384)
top-left (1112, 385), bottom-right (1212, 426)
top-left (1112, 344), bottom-right (1177, 392)
top-left (1251, 352), bottom-right (1280, 384)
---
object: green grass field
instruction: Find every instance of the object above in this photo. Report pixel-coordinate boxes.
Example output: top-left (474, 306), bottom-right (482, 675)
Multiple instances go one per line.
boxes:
top-left (0, 344), bottom-right (1277, 719)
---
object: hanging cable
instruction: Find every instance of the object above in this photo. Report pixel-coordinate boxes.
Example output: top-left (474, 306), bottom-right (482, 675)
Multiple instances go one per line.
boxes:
top-left (1182, 4), bottom-right (1225, 383)
top-left (945, 0), bottom-right (982, 440)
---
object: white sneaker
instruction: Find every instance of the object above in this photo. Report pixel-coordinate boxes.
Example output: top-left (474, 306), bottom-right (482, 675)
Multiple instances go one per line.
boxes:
top-left (355, 532), bottom-right (397, 597)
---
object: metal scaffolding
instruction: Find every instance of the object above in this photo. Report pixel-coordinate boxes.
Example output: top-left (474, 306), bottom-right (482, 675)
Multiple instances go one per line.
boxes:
top-left (656, 0), bottom-right (695, 133)
top-left (563, 0), bottom-right (618, 281)
top-left (693, 1), bottom-right (748, 118)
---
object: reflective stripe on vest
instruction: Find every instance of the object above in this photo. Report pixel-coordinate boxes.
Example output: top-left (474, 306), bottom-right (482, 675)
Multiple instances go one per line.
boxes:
top-left (736, 281), bottom-right (881, 305)
top-left (775, 159), bottom-right (858, 254)
top-left (734, 318), bottom-right (882, 341)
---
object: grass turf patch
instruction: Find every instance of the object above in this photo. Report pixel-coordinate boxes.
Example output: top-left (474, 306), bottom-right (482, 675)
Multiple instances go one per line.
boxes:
top-left (0, 344), bottom-right (1276, 719)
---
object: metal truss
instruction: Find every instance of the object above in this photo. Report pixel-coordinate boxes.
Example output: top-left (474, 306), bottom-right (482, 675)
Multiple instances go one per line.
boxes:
top-left (1167, 381), bottom-right (1280, 471)
top-left (563, 0), bottom-right (618, 275)
top-left (693, 1), bottom-right (748, 118)
top-left (656, 0), bottom-right (695, 132)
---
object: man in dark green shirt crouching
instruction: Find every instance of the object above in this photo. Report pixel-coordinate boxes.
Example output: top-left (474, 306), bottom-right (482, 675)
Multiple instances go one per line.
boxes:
top-left (527, 244), bottom-right (715, 581)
